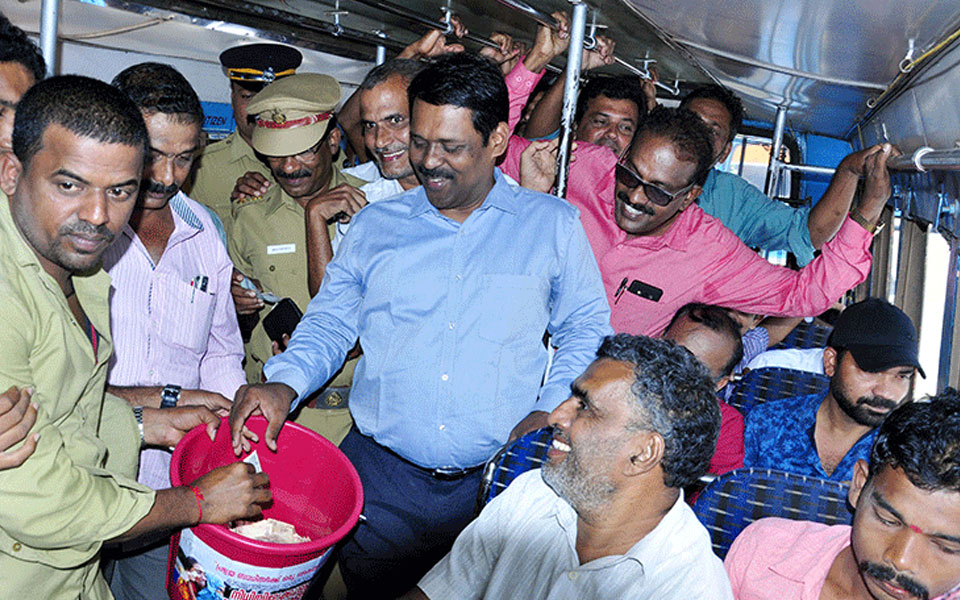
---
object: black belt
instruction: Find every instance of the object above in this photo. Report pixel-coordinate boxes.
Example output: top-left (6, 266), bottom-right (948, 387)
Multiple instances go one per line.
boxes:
top-left (375, 435), bottom-right (484, 481)
top-left (425, 464), bottom-right (485, 481)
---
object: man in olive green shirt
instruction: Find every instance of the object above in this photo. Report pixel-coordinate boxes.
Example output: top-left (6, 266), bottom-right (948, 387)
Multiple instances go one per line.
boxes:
top-left (229, 73), bottom-right (366, 445)
top-left (186, 43), bottom-right (302, 239)
top-left (0, 76), bottom-right (270, 600)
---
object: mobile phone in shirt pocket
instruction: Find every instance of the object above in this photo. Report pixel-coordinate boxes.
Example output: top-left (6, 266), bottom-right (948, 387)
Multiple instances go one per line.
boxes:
top-left (478, 274), bottom-right (547, 344)
top-left (157, 276), bottom-right (216, 352)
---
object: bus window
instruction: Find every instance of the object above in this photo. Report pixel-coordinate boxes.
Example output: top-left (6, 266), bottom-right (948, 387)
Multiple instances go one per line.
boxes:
top-left (717, 135), bottom-right (792, 202)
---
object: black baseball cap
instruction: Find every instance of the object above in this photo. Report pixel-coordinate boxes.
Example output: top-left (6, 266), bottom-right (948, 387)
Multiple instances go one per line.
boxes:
top-left (827, 298), bottom-right (925, 378)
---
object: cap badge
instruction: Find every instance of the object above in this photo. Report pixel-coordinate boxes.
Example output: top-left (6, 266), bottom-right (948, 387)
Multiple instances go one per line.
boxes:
top-left (271, 109), bottom-right (287, 125)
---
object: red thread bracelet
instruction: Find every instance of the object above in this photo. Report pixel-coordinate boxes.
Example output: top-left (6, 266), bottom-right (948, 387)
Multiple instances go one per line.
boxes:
top-left (188, 485), bottom-right (204, 524)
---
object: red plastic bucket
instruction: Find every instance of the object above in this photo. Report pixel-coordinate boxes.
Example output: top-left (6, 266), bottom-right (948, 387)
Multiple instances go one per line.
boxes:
top-left (166, 416), bottom-right (363, 600)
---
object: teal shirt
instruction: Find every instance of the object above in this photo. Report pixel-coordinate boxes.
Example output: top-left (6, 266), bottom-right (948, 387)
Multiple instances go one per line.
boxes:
top-left (698, 169), bottom-right (816, 266)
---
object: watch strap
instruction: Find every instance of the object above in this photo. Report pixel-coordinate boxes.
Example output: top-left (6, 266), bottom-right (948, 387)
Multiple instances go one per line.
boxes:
top-left (161, 384), bottom-right (182, 409)
top-left (132, 406), bottom-right (144, 446)
top-left (849, 209), bottom-right (880, 234)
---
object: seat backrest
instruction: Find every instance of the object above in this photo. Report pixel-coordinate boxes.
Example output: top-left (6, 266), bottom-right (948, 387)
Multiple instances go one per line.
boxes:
top-left (728, 367), bottom-right (829, 416)
top-left (774, 320), bottom-right (832, 350)
top-left (692, 467), bottom-right (852, 558)
top-left (476, 426), bottom-right (553, 513)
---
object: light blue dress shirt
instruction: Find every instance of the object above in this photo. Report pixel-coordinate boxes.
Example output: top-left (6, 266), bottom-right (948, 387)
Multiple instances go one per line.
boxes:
top-left (265, 169), bottom-right (612, 468)
top-left (698, 169), bottom-right (816, 265)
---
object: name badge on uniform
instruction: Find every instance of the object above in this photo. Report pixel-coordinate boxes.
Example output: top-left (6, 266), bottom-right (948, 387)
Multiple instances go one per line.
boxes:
top-left (267, 243), bottom-right (296, 255)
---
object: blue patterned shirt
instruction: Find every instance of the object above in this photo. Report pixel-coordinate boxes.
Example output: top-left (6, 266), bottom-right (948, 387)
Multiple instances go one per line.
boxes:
top-left (743, 392), bottom-right (877, 482)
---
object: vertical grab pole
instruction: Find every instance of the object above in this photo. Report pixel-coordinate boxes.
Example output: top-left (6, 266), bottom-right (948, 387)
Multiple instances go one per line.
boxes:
top-left (40, 0), bottom-right (61, 77)
top-left (939, 238), bottom-right (960, 392)
top-left (555, 1), bottom-right (587, 199)
top-left (765, 105), bottom-right (788, 197)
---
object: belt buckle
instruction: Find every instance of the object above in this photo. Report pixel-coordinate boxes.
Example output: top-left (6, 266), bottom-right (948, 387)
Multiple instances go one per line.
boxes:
top-left (431, 466), bottom-right (468, 481)
top-left (324, 390), bottom-right (345, 408)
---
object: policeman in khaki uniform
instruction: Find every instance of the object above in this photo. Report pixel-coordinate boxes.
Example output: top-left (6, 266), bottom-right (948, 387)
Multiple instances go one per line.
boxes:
top-left (186, 43), bottom-right (302, 239)
top-left (229, 73), bottom-right (366, 445)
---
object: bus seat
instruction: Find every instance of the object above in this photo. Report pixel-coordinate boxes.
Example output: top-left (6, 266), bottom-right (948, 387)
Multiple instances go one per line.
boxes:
top-left (476, 426), bottom-right (553, 514)
top-left (692, 467), bottom-right (852, 559)
top-left (728, 367), bottom-right (830, 416)
top-left (774, 320), bottom-right (833, 350)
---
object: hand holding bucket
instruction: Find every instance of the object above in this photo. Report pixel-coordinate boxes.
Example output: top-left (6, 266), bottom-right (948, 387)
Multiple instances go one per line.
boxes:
top-left (168, 416), bottom-right (363, 600)
top-left (229, 382), bottom-right (298, 455)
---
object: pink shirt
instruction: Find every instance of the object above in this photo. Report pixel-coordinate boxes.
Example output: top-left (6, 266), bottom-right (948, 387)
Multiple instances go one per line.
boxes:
top-left (500, 59), bottom-right (872, 336)
top-left (725, 518), bottom-right (851, 599)
top-left (728, 518), bottom-right (960, 600)
top-left (573, 196), bottom-right (873, 336)
top-left (500, 60), bottom-right (620, 213)
top-left (103, 192), bottom-right (246, 489)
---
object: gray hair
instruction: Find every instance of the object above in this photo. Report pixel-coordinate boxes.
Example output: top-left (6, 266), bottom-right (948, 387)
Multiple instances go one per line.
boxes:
top-left (597, 334), bottom-right (720, 488)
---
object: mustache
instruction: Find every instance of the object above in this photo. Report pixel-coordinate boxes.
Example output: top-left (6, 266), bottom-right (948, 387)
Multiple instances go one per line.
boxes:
top-left (858, 395), bottom-right (898, 410)
top-left (598, 139), bottom-right (622, 153)
top-left (617, 191), bottom-right (655, 215)
top-left (144, 180), bottom-right (178, 196)
top-left (416, 164), bottom-right (455, 180)
top-left (60, 220), bottom-right (114, 244)
top-left (550, 425), bottom-right (571, 446)
top-left (276, 169), bottom-right (312, 180)
top-left (376, 144), bottom-right (408, 156)
top-left (861, 561), bottom-right (929, 599)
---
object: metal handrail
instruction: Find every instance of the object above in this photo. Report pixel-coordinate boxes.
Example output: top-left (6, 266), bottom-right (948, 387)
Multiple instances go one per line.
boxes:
top-left (494, 0), bottom-right (679, 95)
top-left (555, 2), bottom-right (588, 198)
top-left (352, 0), bottom-right (502, 52)
top-left (888, 146), bottom-right (960, 172)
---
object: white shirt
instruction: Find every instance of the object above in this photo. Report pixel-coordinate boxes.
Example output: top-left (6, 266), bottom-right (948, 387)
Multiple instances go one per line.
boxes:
top-left (746, 347), bottom-right (826, 374)
top-left (332, 173), bottom-right (405, 253)
top-left (342, 160), bottom-right (381, 182)
top-left (418, 469), bottom-right (734, 600)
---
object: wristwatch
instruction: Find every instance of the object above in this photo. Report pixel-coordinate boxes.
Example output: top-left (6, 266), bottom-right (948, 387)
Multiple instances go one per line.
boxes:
top-left (132, 406), bottom-right (144, 446)
top-left (161, 384), bottom-right (182, 409)
top-left (849, 209), bottom-right (882, 234)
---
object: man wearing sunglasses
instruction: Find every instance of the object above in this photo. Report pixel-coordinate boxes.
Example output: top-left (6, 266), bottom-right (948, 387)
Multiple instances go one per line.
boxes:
top-left (227, 73), bottom-right (367, 445)
top-left (576, 106), bottom-right (891, 337)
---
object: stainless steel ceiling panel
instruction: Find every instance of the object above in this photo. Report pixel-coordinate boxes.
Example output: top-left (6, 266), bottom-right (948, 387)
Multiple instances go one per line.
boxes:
top-left (70, 0), bottom-right (960, 141)
top-left (860, 90), bottom-right (928, 152)
top-left (624, 0), bottom-right (960, 137)
top-left (902, 45), bottom-right (960, 152)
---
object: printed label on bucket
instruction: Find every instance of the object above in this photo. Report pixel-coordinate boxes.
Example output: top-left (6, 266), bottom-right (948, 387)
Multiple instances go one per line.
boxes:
top-left (170, 529), bottom-right (328, 600)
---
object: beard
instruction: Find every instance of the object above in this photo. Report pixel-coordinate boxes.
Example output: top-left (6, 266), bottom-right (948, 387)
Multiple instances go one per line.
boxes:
top-left (541, 428), bottom-right (619, 515)
top-left (831, 377), bottom-right (899, 427)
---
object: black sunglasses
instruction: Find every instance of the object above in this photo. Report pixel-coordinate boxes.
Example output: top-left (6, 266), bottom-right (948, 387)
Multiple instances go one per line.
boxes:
top-left (615, 162), bottom-right (695, 207)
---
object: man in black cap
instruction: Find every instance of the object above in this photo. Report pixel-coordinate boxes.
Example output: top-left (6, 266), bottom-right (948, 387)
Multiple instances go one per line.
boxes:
top-left (743, 298), bottom-right (923, 482)
top-left (186, 42), bottom-right (302, 238)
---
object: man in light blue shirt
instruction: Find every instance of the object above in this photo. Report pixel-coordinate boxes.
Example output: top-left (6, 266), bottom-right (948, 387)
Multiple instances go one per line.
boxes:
top-left (229, 52), bottom-right (611, 599)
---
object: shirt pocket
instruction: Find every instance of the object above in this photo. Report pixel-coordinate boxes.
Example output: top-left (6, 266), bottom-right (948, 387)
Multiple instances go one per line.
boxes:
top-left (156, 277), bottom-right (216, 353)
top-left (477, 274), bottom-right (547, 344)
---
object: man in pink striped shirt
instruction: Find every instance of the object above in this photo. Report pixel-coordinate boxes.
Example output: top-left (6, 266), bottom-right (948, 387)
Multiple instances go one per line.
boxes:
top-left (102, 63), bottom-right (246, 600)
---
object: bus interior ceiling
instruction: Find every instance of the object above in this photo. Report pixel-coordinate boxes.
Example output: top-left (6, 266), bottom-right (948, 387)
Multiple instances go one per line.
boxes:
top-left (8, 0), bottom-right (960, 387)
